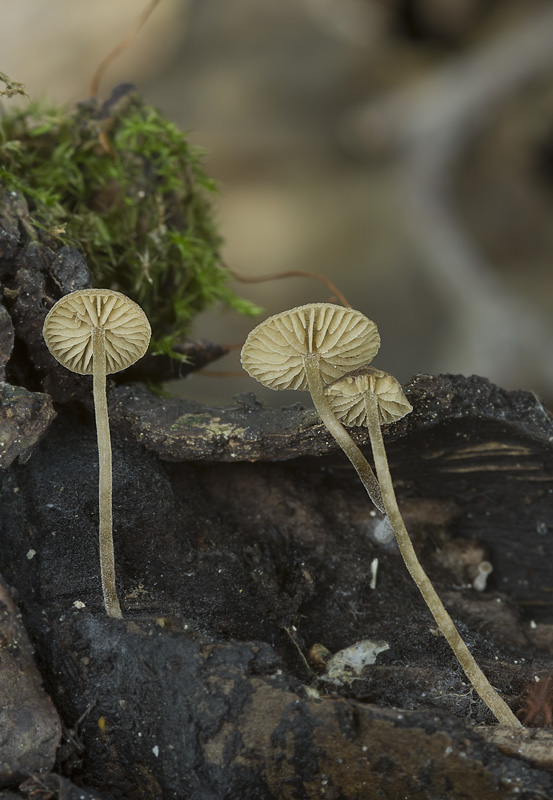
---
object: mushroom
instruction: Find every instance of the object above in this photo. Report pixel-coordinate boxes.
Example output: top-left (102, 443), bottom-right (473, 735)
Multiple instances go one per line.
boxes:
top-left (324, 365), bottom-right (521, 728)
top-left (240, 303), bottom-right (385, 513)
top-left (43, 289), bottom-right (151, 618)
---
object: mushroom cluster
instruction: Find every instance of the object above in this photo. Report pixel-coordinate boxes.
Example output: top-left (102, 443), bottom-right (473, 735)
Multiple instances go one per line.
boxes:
top-left (241, 303), bottom-right (384, 512)
top-left (242, 303), bottom-right (521, 728)
top-left (43, 289), bottom-right (151, 618)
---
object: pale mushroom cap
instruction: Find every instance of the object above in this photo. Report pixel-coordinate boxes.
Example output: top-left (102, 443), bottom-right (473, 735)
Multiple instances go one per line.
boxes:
top-left (324, 366), bottom-right (413, 425)
top-left (43, 289), bottom-right (151, 375)
top-left (241, 303), bottom-right (380, 390)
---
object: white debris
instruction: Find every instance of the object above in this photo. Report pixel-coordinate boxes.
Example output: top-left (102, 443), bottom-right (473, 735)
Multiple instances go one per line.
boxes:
top-left (369, 557), bottom-right (379, 590)
top-left (371, 516), bottom-right (396, 549)
top-left (323, 639), bottom-right (390, 685)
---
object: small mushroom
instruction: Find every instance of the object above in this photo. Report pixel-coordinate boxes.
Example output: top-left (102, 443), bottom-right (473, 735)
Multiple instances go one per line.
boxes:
top-left (43, 289), bottom-right (151, 618)
top-left (324, 365), bottom-right (521, 728)
top-left (240, 303), bottom-right (384, 512)
top-left (473, 560), bottom-right (493, 593)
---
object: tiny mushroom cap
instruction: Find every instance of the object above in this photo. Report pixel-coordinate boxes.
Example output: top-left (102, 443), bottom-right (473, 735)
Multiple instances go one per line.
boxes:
top-left (240, 303), bottom-right (381, 391)
top-left (324, 366), bottom-right (413, 426)
top-left (43, 288), bottom-right (151, 375)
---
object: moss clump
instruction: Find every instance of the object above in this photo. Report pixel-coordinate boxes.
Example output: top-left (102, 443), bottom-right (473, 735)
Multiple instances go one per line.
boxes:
top-left (0, 87), bottom-right (260, 357)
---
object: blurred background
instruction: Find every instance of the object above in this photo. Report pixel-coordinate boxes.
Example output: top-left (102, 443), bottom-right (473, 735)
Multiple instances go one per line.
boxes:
top-left (3, 0), bottom-right (553, 407)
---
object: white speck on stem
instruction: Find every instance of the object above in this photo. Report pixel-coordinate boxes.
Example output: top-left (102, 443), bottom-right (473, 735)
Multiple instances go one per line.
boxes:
top-left (369, 557), bottom-right (378, 590)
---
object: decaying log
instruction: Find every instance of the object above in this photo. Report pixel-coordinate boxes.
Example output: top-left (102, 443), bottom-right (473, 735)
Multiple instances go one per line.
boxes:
top-left (109, 371), bottom-right (553, 462)
top-left (1, 369), bottom-right (553, 798)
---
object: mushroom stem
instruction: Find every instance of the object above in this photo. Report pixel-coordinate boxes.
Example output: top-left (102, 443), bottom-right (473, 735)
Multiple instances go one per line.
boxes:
top-left (303, 355), bottom-right (385, 514)
top-left (363, 391), bottom-right (521, 728)
top-left (92, 327), bottom-right (122, 619)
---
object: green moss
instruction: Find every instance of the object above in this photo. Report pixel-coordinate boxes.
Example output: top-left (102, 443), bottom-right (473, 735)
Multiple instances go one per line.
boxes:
top-left (0, 90), bottom-right (260, 357)
top-left (169, 413), bottom-right (245, 439)
top-left (170, 413), bottom-right (213, 430)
